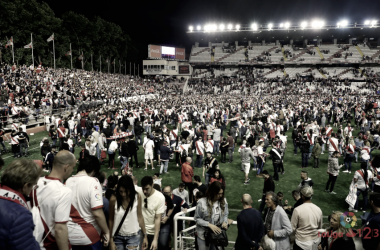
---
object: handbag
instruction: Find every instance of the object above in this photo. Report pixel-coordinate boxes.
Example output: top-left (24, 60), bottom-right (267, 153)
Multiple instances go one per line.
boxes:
top-left (204, 226), bottom-right (228, 247)
top-left (113, 205), bottom-right (130, 241)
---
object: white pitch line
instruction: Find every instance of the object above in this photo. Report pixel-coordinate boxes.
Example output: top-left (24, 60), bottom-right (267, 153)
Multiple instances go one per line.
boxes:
top-left (2, 146), bottom-right (41, 160)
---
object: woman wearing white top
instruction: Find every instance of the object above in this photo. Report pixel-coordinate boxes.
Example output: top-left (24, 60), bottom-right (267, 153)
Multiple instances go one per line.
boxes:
top-left (349, 162), bottom-right (373, 212)
top-left (109, 175), bottom-right (148, 250)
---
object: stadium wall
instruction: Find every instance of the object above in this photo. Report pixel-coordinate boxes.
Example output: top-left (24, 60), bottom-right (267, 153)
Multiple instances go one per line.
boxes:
top-left (143, 60), bottom-right (193, 76)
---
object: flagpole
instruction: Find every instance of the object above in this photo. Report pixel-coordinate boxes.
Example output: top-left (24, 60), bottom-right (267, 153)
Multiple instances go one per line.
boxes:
top-left (125, 61), bottom-right (126, 75)
top-left (138, 64), bottom-right (139, 77)
top-left (114, 59), bottom-right (115, 73)
top-left (70, 43), bottom-right (72, 69)
top-left (108, 55), bottom-right (110, 73)
top-left (130, 62), bottom-right (131, 75)
top-left (100, 55), bottom-right (101, 72)
top-left (119, 60), bottom-right (121, 74)
top-left (81, 50), bottom-right (84, 70)
top-left (31, 33), bottom-right (34, 66)
top-left (53, 33), bottom-right (56, 69)
top-left (11, 36), bottom-right (14, 64)
top-left (134, 63), bottom-right (135, 76)
top-left (91, 53), bottom-right (93, 71)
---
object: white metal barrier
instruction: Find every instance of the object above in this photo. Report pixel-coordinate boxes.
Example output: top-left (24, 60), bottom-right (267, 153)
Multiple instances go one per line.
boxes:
top-left (174, 207), bottom-right (237, 250)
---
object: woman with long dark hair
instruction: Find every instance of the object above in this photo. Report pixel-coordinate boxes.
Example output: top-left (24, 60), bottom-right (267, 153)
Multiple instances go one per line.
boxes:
top-left (194, 181), bottom-right (229, 250)
top-left (210, 169), bottom-right (226, 187)
top-left (108, 175), bottom-right (148, 250)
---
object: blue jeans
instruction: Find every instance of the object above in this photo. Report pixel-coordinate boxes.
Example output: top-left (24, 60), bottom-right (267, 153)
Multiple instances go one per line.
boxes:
top-left (355, 189), bottom-right (368, 210)
top-left (82, 128), bottom-right (87, 138)
top-left (205, 172), bottom-right (210, 187)
top-left (135, 134), bottom-right (142, 145)
top-left (160, 161), bottom-right (169, 173)
top-left (52, 138), bottom-right (57, 146)
top-left (196, 155), bottom-right (204, 168)
top-left (121, 156), bottom-right (128, 170)
top-left (197, 236), bottom-right (218, 250)
top-left (158, 223), bottom-right (171, 250)
top-left (293, 140), bottom-right (298, 154)
top-left (344, 154), bottom-right (355, 171)
top-left (257, 160), bottom-right (264, 174)
top-left (308, 145), bottom-right (314, 159)
top-left (114, 232), bottom-right (140, 250)
top-left (213, 141), bottom-right (220, 155)
top-left (145, 126), bottom-right (151, 135)
top-left (302, 153), bottom-right (309, 168)
top-left (96, 144), bottom-right (100, 159)
top-left (72, 240), bottom-right (103, 250)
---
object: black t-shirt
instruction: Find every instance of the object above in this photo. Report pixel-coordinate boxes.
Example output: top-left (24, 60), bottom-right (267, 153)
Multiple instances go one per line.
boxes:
top-left (362, 212), bottom-right (380, 250)
top-left (204, 157), bottom-right (218, 175)
top-left (163, 194), bottom-right (174, 225)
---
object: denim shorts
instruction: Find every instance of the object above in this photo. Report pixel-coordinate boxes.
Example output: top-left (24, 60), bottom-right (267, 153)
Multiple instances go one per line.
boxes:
top-left (114, 232), bottom-right (140, 250)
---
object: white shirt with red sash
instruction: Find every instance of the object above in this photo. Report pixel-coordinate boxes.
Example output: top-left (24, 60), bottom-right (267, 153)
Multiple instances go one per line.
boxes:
top-left (344, 126), bottom-right (354, 137)
top-left (169, 129), bottom-right (178, 141)
top-left (206, 139), bottom-right (214, 153)
top-left (361, 146), bottom-right (371, 160)
top-left (327, 138), bottom-right (339, 152)
top-left (195, 141), bottom-right (204, 155)
top-left (345, 144), bottom-right (356, 154)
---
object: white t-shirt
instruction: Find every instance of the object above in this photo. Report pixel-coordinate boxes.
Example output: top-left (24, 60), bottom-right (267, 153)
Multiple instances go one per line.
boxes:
top-left (31, 176), bottom-right (72, 249)
top-left (137, 189), bottom-right (165, 235)
top-left (66, 175), bottom-right (103, 246)
top-left (354, 170), bottom-right (373, 190)
top-left (144, 140), bottom-right (155, 152)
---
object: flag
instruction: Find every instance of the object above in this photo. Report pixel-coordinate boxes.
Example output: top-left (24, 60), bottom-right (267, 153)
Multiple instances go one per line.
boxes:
top-left (78, 54), bottom-right (83, 60)
top-left (65, 51), bottom-right (71, 56)
top-left (47, 34), bottom-right (54, 42)
top-left (24, 42), bottom-right (33, 49)
top-left (36, 63), bottom-right (42, 74)
top-left (5, 38), bottom-right (13, 48)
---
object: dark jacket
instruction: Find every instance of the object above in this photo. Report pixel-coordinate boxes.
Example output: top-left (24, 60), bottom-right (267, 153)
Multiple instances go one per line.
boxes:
top-left (235, 208), bottom-right (264, 250)
top-left (134, 124), bottom-right (144, 136)
top-left (160, 145), bottom-right (173, 160)
top-left (300, 139), bottom-right (311, 153)
top-left (120, 142), bottom-right (129, 157)
top-left (127, 140), bottom-right (139, 154)
top-left (0, 185), bottom-right (40, 250)
top-left (320, 231), bottom-right (355, 250)
top-left (263, 176), bottom-right (275, 194)
top-left (85, 119), bottom-right (93, 130)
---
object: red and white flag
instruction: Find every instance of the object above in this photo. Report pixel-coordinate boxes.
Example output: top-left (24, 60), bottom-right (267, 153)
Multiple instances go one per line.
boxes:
top-left (24, 42), bottom-right (33, 49)
top-left (36, 63), bottom-right (42, 74)
top-left (5, 38), bottom-right (13, 48)
top-left (47, 34), bottom-right (54, 42)
top-left (65, 51), bottom-right (71, 56)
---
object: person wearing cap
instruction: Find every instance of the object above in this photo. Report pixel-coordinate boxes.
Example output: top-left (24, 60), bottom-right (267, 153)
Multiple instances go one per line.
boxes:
top-left (263, 191), bottom-right (292, 250)
top-left (291, 186), bottom-right (323, 250)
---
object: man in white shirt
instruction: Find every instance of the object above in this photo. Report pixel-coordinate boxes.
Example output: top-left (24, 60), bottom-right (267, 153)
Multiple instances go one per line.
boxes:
top-left (65, 156), bottom-right (110, 248)
top-left (30, 151), bottom-right (76, 250)
top-left (137, 176), bottom-right (165, 250)
top-left (172, 183), bottom-right (190, 205)
top-left (195, 137), bottom-right (204, 168)
top-left (205, 135), bottom-right (214, 154)
top-left (327, 133), bottom-right (340, 156)
top-left (144, 135), bottom-right (155, 170)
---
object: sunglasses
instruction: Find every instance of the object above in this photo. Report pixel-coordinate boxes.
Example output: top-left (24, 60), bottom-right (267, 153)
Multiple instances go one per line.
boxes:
top-left (144, 198), bottom-right (148, 208)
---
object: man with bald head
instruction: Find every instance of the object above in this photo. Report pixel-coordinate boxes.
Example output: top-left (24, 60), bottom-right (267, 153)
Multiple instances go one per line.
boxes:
top-left (31, 150), bottom-right (76, 250)
top-left (181, 156), bottom-right (194, 203)
top-left (235, 194), bottom-right (264, 250)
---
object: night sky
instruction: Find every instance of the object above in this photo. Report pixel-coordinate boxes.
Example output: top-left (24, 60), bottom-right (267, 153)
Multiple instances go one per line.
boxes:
top-left (44, 0), bottom-right (380, 59)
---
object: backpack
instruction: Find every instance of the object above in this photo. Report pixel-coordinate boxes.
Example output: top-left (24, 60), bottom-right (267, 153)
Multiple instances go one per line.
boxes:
top-left (180, 145), bottom-right (188, 157)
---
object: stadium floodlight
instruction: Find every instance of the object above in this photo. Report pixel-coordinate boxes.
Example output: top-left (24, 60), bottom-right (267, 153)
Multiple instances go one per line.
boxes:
top-left (189, 26), bottom-right (193, 31)
top-left (236, 24), bottom-right (240, 30)
top-left (211, 24), bottom-right (217, 31)
top-left (301, 21), bottom-right (307, 29)
top-left (228, 24), bottom-right (233, 30)
top-left (338, 20), bottom-right (348, 27)
top-left (312, 20), bottom-right (324, 29)
top-left (279, 23), bottom-right (284, 28)
top-left (364, 20), bottom-right (371, 25)
top-left (284, 22), bottom-right (290, 29)
top-left (204, 25), bottom-right (209, 32)
top-left (219, 24), bottom-right (225, 31)
top-left (197, 25), bottom-right (201, 31)
top-left (268, 23), bottom-right (273, 30)
top-left (251, 23), bottom-right (258, 31)
top-left (371, 20), bottom-right (377, 26)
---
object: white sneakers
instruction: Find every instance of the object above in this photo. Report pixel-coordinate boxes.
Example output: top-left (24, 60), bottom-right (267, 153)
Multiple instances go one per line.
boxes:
top-left (349, 207), bottom-right (358, 212)
top-left (342, 170), bottom-right (349, 173)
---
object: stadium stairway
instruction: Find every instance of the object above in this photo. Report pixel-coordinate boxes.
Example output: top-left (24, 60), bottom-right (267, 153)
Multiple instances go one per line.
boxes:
top-left (191, 47), bottom-right (210, 56)
top-left (283, 70), bottom-right (287, 77)
top-left (287, 46), bottom-right (314, 62)
top-left (318, 69), bottom-right (327, 78)
top-left (211, 47), bottom-right (215, 62)
top-left (371, 49), bottom-right (380, 60)
top-left (263, 68), bottom-right (280, 77)
top-left (215, 47), bottom-right (245, 63)
top-left (336, 68), bottom-right (351, 78)
top-left (355, 46), bottom-right (364, 58)
top-left (282, 47), bottom-right (288, 61)
top-left (326, 45), bottom-right (351, 61)
top-left (315, 47), bottom-right (324, 59)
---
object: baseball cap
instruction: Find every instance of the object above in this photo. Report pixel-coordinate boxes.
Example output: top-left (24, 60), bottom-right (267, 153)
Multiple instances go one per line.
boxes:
top-left (150, 135), bottom-right (154, 139)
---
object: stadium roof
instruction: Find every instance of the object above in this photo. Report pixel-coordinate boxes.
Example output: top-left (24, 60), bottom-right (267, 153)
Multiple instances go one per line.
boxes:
top-left (186, 24), bottom-right (380, 45)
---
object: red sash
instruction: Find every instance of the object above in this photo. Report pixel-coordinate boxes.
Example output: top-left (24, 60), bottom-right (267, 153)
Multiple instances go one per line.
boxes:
top-left (208, 140), bottom-right (214, 148)
top-left (357, 170), bottom-right (369, 186)
top-left (0, 185), bottom-right (28, 209)
top-left (328, 138), bottom-right (338, 152)
top-left (307, 134), bottom-right (314, 145)
top-left (171, 130), bottom-right (177, 139)
top-left (196, 141), bottom-right (203, 155)
top-left (11, 136), bottom-right (19, 145)
top-left (363, 147), bottom-right (370, 154)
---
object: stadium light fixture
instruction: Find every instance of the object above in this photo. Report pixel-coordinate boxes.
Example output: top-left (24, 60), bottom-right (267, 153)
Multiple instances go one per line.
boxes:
top-left (338, 20), bottom-right (348, 28)
top-left (236, 24), bottom-right (240, 30)
top-left (197, 25), bottom-right (201, 31)
top-left (211, 24), bottom-right (217, 31)
top-left (219, 24), bottom-right (225, 31)
top-left (301, 21), bottom-right (307, 29)
top-left (279, 23), bottom-right (284, 28)
top-left (189, 26), bottom-right (193, 31)
top-left (251, 23), bottom-right (258, 31)
top-left (284, 22), bottom-right (290, 29)
top-left (204, 25), bottom-right (209, 32)
top-left (268, 23), bottom-right (273, 30)
top-left (312, 20), bottom-right (324, 29)
top-left (228, 24), bottom-right (233, 30)
top-left (371, 20), bottom-right (377, 26)
top-left (364, 20), bottom-right (370, 25)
